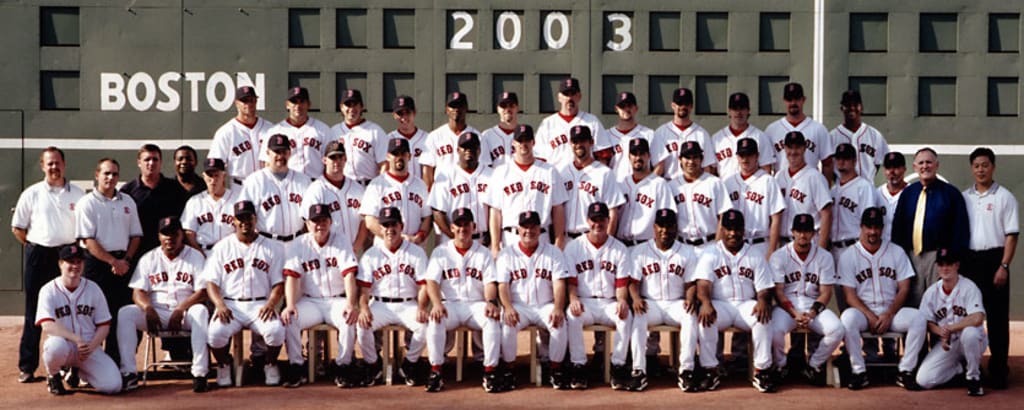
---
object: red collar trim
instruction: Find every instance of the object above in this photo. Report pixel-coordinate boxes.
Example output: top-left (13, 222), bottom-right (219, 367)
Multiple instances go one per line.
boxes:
top-left (729, 125), bottom-right (747, 136)
top-left (558, 113), bottom-right (576, 123)
top-left (387, 171), bottom-right (409, 183)
top-left (518, 242), bottom-right (537, 257)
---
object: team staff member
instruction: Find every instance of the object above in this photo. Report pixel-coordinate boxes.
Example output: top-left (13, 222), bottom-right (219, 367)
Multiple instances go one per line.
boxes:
top-left (182, 158), bottom-right (240, 253)
top-left (556, 125), bottom-right (624, 238)
top-left (710, 93), bottom-right (775, 178)
top-left (616, 138), bottom-right (674, 247)
top-left (302, 141), bottom-right (369, 249)
top-left (480, 92), bottom-right (520, 165)
top-left (960, 147), bottom-right (1017, 389)
top-left (262, 87), bottom-right (334, 179)
top-left (428, 132), bottom-right (491, 245)
top-left (208, 85), bottom-right (275, 183)
top-left (652, 88), bottom-right (715, 179)
top-left (765, 83), bottom-right (834, 184)
top-left (37, 245), bottom-right (121, 395)
top-left (360, 138), bottom-right (432, 245)
top-left (121, 144), bottom-right (188, 253)
top-left (173, 145), bottom-right (207, 196)
top-left (877, 152), bottom-right (908, 242)
top-left (829, 90), bottom-right (889, 179)
top-left (76, 158), bottom-right (143, 364)
top-left (11, 147), bottom-right (85, 383)
top-left (386, 96), bottom-right (429, 181)
top-left (334, 89), bottom-right (389, 184)
top-left (535, 78), bottom-right (607, 168)
top-left (241, 134), bottom-right (313, 243)
top-left (422, 92), bottom-right (481, 189)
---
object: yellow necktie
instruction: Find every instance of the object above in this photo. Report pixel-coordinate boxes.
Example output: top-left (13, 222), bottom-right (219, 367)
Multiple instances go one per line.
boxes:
top-left (912, 187), bottom-right (927, 255)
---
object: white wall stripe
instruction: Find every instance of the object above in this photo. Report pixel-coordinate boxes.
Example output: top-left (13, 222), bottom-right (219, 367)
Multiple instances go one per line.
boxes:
top-left (0, 138), bottom-right (212, 150)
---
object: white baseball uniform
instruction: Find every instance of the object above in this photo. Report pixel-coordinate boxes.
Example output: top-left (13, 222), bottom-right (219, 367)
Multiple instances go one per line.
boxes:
top-left (209, 116), bottom-right (275, 181)
top-left (480, 125), bottom-right (514, 166)
top-left (693, 241), bottom-right (776, 371)
top-left (775, 165), bottom-right (833, 236)
top-left (181, 188), bottom-right (241, 249)
top-left (426, 165), bottom-right (490, 241)
top-left (333, 119), bottom-right (389, 183)
top-left (877, 184), bottom-right (904, 242)
top-left (652, 121), bottom-right (716, 179)
top-left (385, 128), bottom-right (429, 181)
top-left (423, 240), bottom-right (501, 367)
top-left (830, 123), bottom-right (889, 180)
top-left (629, 240), bottom-right (702, 371)
top-left (563, 236), bottom-right (632, 367)
top-left (263, 117), bottom-right (334, 179)
top-left (204, 235), bottom-right (286, 349)
top-left (355, 240), bottom-right (429, 364)
top-left (710, 125), bottom-right (776, 179)
top-left (496, 242), bottom-right (572, 364)
top-left (837, 241), bottom-right (926, 374)
top-left (616, 173), bottom-right (674, 243)
top-left (916, 276), bottom-right (987, 388)
top-left (301, 177), bottom-right (365, 246)
top-left (239, 169), bottom-right (312, 239)
top-left (768, 244), bottom-right (844, 369)
top-left (670, 173), bottom-right (733, 246)
top-left (555, 161), bottom-right (625, 235)
top-left (74, 190), bottom-right (143, 253)
top-left (359, 172), bottom-right (430, 241)
top-left (118, 246), bottom-right (209, 377)
top-left (420, 124), bottom-right (485, 171)
top-left (603, 124), bottom-right (663, 180)
top-left (484, 159), bottom-right (569, 246)
top-left (723, 170), bottom-right (786, 247)
top-left (831, 176), bottom-right (882, 251)
top-left (535, 112), bottom-right (608, 168)
top-left (283, 232), bottom-right (360, 366)
top-left (764, 116), bottom-right (834, 173)
top-left (12, 179), bottom-right (84, 247)
top-left (36, 277), bottom-right (120, 394)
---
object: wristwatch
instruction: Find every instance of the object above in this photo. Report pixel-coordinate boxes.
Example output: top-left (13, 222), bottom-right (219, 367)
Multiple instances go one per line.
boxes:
top-left (1000, 263), bottom-right (1010, 271)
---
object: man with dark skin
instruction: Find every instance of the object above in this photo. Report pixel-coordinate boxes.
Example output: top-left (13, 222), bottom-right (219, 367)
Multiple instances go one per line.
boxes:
top-left (173, 145), bottom-right (206, 196)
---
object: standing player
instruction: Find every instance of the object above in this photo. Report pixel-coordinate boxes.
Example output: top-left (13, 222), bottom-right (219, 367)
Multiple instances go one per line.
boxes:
top-left (182, 158), bottom-right (241, 253)
top-left (205, 200), bottom-right (287, 387)
top-left (421, 92), bottom-right (481, 189)
top-left (617, 138), bottom-right (676, 247)
top-left (208, 85), bottom-right (275, 183)
top-left (385, 96), bottom-right (428, 181)
top-left (670, 141), bottom-right (733, 248)
top-left (915, 248), bottom-right (988, 396)
top-left (769, 214), bottom-right (844, 386)
top-left (556, 126), bottom-right (624, 239)
top-left (11, 147), bottom-right (84, 383)
top-left (480, 91), bottom-right (520, 165)
top-left (764, 82), bottom-right (834, 183)
top-left (837, 207), bottom-right (925, 390)
top-left (354, 207), bottom-right (431, 387)
top-left (877, 152), bottom-right (907, 242)
top-left (829, 90), bottom-right (889, 179)
top-left (116, 217), bottom-right (210, 392)
top-left (428, 132), bottom-right (490, 245)
top-left (241, 134), bottom-right (313, 243)
top-left (652, 88), bottom-right (715, 179)
top-left (301, 141), bottom-right (368, 249)
top-left (280, 204), bottom-right (361, 388)
top-left (722, 138), bottom-right (785, 254)
top-left (421, 208), bottom-right (502, 392)
top-left (831, 144), bottom-right (882, 267)
top-left (496, 211), bottom-right (574, 389)
top-left (360, 138), bottom-right (431, 245)
top-left (775, 132), bottom-right (833, 249)
top-left (602, 92), bottom-right (663, 178)
top-left (333, 89), bottom-right (389, 184)
top-left (36, 245), bottom-right (121, 395)
top-left (535, 78), bottom-right (606, 168)
top-left (692, 210), bottom-right (777, 393)
top-left (710, 92), bottom-right (775, 178)
top-left (262, 87), bottom-right (334, 179)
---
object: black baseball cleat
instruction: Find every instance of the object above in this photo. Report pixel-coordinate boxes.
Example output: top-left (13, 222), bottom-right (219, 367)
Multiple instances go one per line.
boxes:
top-left (18, 371), bottom-right (34, 383)
top-left (122, 372), bottom-right (139, 391)
top-left (362, 360), bottom-right (383, 386)
top-left (699, 367), bottom-right (721, 391)
top-left (62, 368), bottom-right (79, 388)
top-left (847, 372), bottom-right (869, 390)
top-left (802, 364), bottom-right (826, 387)
top-left (610, 364), bottom-right (630, 391)
top-left (501, 365), bottom-right (517, 391)
top-left (896, 371), bottom-right (921, 391)
top-left (192, 376), bottom-right (209, 393)
top-left (570, 363), bottom-right (589, 390)
top-left (752, 369), bottom-right (777, 393)
top-left (677, 370), bottom-right (699, 392)
top-left (335, 364), bottom-right (359, 388)
top-left (425, 370), bottom-right (444, 393)
top-left (47, 375), bottom-right (69, 396)
top-left (550, 367), bottom-right (570, 390)
top-left (282, 363), bottom-right (303, 388)
top-left (967, 378), bottom-right (985, 397)
top-left (482, 371), bottom-right (501, 393)
top-left (399, 359), bottom-right (420, 386)
top-left (628, 369), bottom-right (648, 392)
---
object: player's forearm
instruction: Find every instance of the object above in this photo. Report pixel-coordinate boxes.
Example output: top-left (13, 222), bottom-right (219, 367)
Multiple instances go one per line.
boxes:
top-left (359, 292), bottom-right (371, 310)
top-left (607, 207), bottom-right (621, 237)
top-left (685, 283), bottom-right (697, 305)
top-left (180, 289), bottom-right (208, 310)
top-left (423, 167), bottom-right (435, 191)
top-left (40, 321), bottom-right (79, 342)
top-left (11, 227), bottom-right (27, 245)
top-left (284, 277), bottom-right (300, 307)
top-left (628, 282), bottom-right (642, 303)
top-left (553, 279), bottom-right (568, 310)
top-left (816, 285), bottom-right (833, 307)
top-left (768, 213), bottom-right (782, 254)
top-left (267, 283), bottom-right (284, 307)
top-left (417, 217), bottom-right (433, 239)
top-left (354, 222), bottom-right (370, 253)
top-left (132, 289), bottom-right (152, 311)
top-left (756, 289), bottom-right (772, 305)
top-left (432, 211), bottom-right (454, 239)
top-left (551, 204), bottom-right (566, 244)
top-left (949, 313), bottom-right (985, 332)
top-left (821, 158), bottom-right (835, 186)
top-left (91, 324), bottom-right (110, 349)
top-left (344, 274), bottom-right (359, 308)
top-left (184, 231), bottom-right (202, 252)
top-left (206, 282), bottom-right (227, 309)
top-left (489, 210), bottom-right (503, 252)
top-left (844, 287), bottom-right (875, 320)
top-left (653, 161), bottom-right (666, 177)
top-left (498, 283), bottom-right (515, 310)
top-left (426, 281), bottom-right (444, 306)
top-left (696, 280), bottom-right (713, 305)
top-left (365, 216), bottom-right (384, 238)
top-left (817, 205), bottom-right (833, 248)
top-left (567, 284), bottom-right (580, 305)
top-left (485, 282), bottom-right (499, 303)
top-left (926, 321), bottom-right (943, 336)
top-left (125, 236), bottom-right (142, 261)
top-left (888, 280), bottom-right (910, 314)
top-left (615, 286), bottom-right (628, 304)
top-left (774, 285), bottom-right (797, 317)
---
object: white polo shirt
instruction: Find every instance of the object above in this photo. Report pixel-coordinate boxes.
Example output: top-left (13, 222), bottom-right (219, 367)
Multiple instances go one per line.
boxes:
top-left (963, 182), bottom-right (1020, 251)
top-left (12, 179), bottom-right (85, 247)
top-left (75, 190), bottom-right (143, 252)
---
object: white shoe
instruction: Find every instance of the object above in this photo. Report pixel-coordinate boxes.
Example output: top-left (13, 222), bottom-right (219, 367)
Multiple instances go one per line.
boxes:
top-left (264, 364), bottom-right (280, 386)
top-left (216, 364), bottom-right (232, 387)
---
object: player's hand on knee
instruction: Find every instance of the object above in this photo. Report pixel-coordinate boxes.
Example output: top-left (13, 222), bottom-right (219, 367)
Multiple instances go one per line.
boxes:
top-left (145, 306), bottom-right (162, 333)
top-left (358, 310), bottom-right (373, 329)
top-left (504, 309), bottom-right (520, 327)
top-left (699, 304), bottom-right (716, 327)
top-left (616, 300), bottom-right (629, 320)
top-left (568, 300), bottom-right (584, 317)
top-left (167, 308), bottom-right (185, 331)
top-left (873, 312), bottom-right (894, 334)
top-left (343, 304), bottom-right (360, 325)
top-left (632, 299), bottom-right (647, 315)
top-left (684, 299), bottom-right (698, 315)
top-left (214, 306), bottom-right (233, 324)
top-left (258, 303), bottom-right (277, 322)
top-left (485, 302), bottom-right (501, 320)
top-left (281, 306), bottom-right (297, 326)
top-left (753, 301), bottom-right (771, 324)
top-left (549, 310), bottom-right (566, 328)
top-left (429, 305), bottom-right (447, 323)
top-left (77, 340), bottom-right (94, 360)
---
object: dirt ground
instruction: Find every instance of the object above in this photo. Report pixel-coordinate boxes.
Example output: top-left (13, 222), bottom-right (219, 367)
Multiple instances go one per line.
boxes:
top-left (1, 317), bottom-right (1021, 410)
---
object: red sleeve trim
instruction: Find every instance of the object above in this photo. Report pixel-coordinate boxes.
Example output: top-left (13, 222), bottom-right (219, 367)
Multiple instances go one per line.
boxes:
top-left (95, 320), bottom-right (112, 327)
top-left (283, 269), bottom-right (301, 278)
top-left (357, 280), bottom-right (373, 288)
top-left (566, 277), bottom-right (578, 285)
top-left (630, 277), bottom-right (641, 285)
top-left (35, 318), bottom-right (54, 327)
top-left (615, 278), bottom-right (631, 288)
top-left (415, 279), bottom-right (426, 285)
top-left (341, 266), bottom-right (358, 277)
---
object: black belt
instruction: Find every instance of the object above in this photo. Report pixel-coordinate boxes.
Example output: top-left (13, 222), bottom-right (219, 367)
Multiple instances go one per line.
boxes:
top-left (621, 239), bottom-right (648, 247)
top-left (27, 242), bottom-right (64, 250)
top-left (471, 233), bottom-right (482, 239)
top-left (502, 227), bottom-right (547, 233)
top-left (681, 234), bottom-right (716, 246)
top-left (260, 231), bottom-right (298, 242)
top-left (109, 250), bottom-right (127, 258)
top-left (307, 293), bottom-right (345, 299)
top-left (746, 237), bottom-right (767, 245)
top-left (200, 244), bottom-right (215, 250)
top-left (372, 296), bottom-right (415, 303)
top-left (224, 297), bottom-right (267, 302)
top-left (831, 238), bottom-right (857, 249)
top-left (567, 231), bottom-right (585, 239)
top-left (232, 177), bottom-right (245, 186)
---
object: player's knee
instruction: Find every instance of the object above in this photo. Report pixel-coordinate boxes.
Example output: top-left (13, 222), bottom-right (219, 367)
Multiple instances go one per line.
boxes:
top-left (43, 337), bottom-right (71, 359)
top-left (264, 325), bottom-right (286, 346)
top-left (208, 330), bottom-right (231, 348)
top-left (92, 375), bottom-right (123, 394)
top-left (915, 372), bottom-right (939, 390)
top-left (187, 304), bottom-right (209, 322)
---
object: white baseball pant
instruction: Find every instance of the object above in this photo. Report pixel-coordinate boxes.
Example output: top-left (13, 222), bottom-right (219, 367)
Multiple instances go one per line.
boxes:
top-left (500, 303), bottom-right (567, 364)
top-left (916, 326), bottom-right (988, 389)
top-left (633, 299), bottom-right (698, 372)
top-left (208, 300), bottom-right (286, 348)
top-left (426, 301), bottom-right (500, 367)
top-left (355, 300), bottom-right (426, 364)
top-left (840, 307), bottom-right (926, 374)
top-left (770, 306), bottom-right (844, 369)
top-left (43, 336), bottom-right (121, 394)
top-left (285, 297), bottom-right (358, 366)
top-left (696, 300), bottom-right (773, 371)
top-left (117, 304), bottom-right (210, 377)
top-left (566, 298), bottom-right (631, 367)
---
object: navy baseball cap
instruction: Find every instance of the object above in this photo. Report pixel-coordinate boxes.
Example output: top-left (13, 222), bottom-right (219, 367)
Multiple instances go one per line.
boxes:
top-left (451, 208), bottom-right (474, 224)
top-left (234, 200), bottom-right (257, 218)
top-left (654, 209), bottom-right (677, 227)
top-left (268, 134), bottom-right (291, 152)
top-left (518, 211), bottom-right (541, 227)
top-left (458, 131), bottom-right (481, 149)
top-left (783, 131), bottom-right (806, 147)
top-left (728, 92), bottom-right (750, 110)
top-left (497, 91), bottom-right (519, 106)
top-left (59, 244), bottom-right (86, 261)
top-left (446, 91), bottom-right (468, 108)
top-left (569, 125), bottom-right (592, 142)
top-left (883, 152), bottom-right (906, 168)
top-left (672, 88), bottom-right (694, 105)
top-left (860, 207), bottom-right (884, 227)
top-left (512, 124), bottom-right (535, 142)
top-left (379, 207), bottom-right (403, 225)
top-left (628, 138), bottom-right (650, 155)
top-left (559, 78), bottom-right (581, 94)
top-left (721, 209), bottom-right (745, 231)
top-left (287, 86), bottom-right (310, 102)
top-left (203, 158), bottom-right (226, 174)
top-left (679, 141), bottom-right (703, 158)
top-left (841, 89), bottom-right (862, 106)
top-left (324, 140), bottom-right (346, 158)
top-left (792, 214), bottom-right (815, 232)
top-left (308, 204), bottom-right (332, 221)
top-left (616, 91), bottom-right (637, 107)
top-left (157, 216), bottom-right (182, 234)
top-left (341, 89), bottom-right (363, 105)
top-left (235, 85), bottom-right (257, 100)
top-left (393, 95), bottom-right (416, 112)
top-left (387, 138), bottom-right (410, 155)
top-left (935, 247), bottom-right (960, 264)
top-left (586, 202), bottom-right (610, 220)
top-left (834, 143), bottom-right (857, 160)
top-left (736, 138), bottom-right (759, 156)
top-left (783, 82), bottom-right (805, 100)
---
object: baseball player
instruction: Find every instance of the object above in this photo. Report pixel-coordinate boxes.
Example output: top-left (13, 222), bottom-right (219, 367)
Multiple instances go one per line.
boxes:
top-left (627, 209), bottom-right (703, 392)
top-left (769, 214), bottom-right (844, 386)
top-left (386, 96), bottom-right (428, 182)
top-left (603, 92), bottom-right (663, 178)
top-left (652, 88), bottom-right (716, 179)
top-left (775, 131), bottom-right (833, 249)
top-left (556, 125), bottom-right (625, 239)
top-left (241, 134), bottom-right (313, 244)
top-left (710, 92), bottom-right (776, 179)
top-left (301, 141), bottom-right (369, 249)
top-left (261, 87), bottom-right (334, 179)
top-left (37, 245), bottom-right (121, 395)
top-left (837, 207), bottom-right (926, 391)
top-left (479, 91), bottom-right (520, 165)
top-left (877, 152), bottom-right (908, 242)
top-left (670, 141), bottom-right (733, 248)
top-left (692, 209), bottom-right (777, 393)
top-left (722, 138), bottom-right (785, 254)
top-left (360, 138), bottom-right (432, 246)
top-left (496, 211), bottom-right (574, 389)
top-left (280, 204), bottom-right (361, 388)
top-left (421, 208), bottom-right (502, 392)
top-left (205, 200), bottom-right (287, 387)
top-left (11, 147), bottom-right (85, 383)
top-left (485, 124), bottom-right (569, 250)
top-left (829, 90), bottom-right (889, 179)
top-left (421, 92), bottom-right (482, 189)
top-left (562, 203), bottom-right (632, 390)
top-left (208, 85), bottom-right (275, 183)
top-left (617, 138), bottom-right (675, 247)
top-left (116, 217), bottom-right (210, 392)
top-left (354, 207), bottom-right (431, 387)
top-left (915, 248), bottom-right (987, 396)
top-left (831, 144), bottom-right (883, 270)
top-left (764, 82), bottom-right (834, 184)
top-left (333, 89), bottom-right (389, 184)
top-left (182, 158), bottom-right (241, 253)
top-left (535, 78), bottom-right (608, 168)
top-left (428, 132), bottom-right (491, 246)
